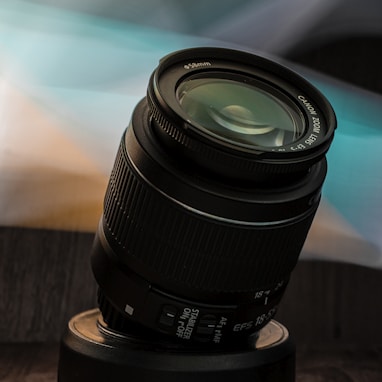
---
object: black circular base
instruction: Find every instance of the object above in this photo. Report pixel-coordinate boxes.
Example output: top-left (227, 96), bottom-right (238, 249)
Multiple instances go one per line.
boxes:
top-left (58, 309), bottom-right (295, 382)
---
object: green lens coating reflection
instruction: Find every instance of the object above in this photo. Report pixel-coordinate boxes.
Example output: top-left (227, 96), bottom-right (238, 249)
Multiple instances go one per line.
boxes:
top-left (177, 78), bottom-right (303, 148)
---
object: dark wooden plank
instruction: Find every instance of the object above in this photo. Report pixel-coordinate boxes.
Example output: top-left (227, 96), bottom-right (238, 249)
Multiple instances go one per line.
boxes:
top-left (296, 344), bottom-right (382, 382)
top-left (0, 343), bottom-right (59, 382)
top-left (0, 227), bottom-right (97, 342)
top-left (277, 261), bottom-right (382, 345)
top-left (0, 343), bottom-right (380, 381)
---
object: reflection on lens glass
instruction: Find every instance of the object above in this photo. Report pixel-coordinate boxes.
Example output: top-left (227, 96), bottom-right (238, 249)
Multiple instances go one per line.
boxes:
top-left (177, 78), bottom-right (303, 148)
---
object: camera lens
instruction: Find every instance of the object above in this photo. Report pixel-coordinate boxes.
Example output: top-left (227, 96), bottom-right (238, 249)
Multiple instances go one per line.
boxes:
top-left (177, 77), bottom-right (303, 148)
top-left (91, 47), bottom-right (336, 346)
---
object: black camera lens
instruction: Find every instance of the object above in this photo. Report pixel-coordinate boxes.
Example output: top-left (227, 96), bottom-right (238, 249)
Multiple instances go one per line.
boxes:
top-left (91, 47), bottom-right (336, 346)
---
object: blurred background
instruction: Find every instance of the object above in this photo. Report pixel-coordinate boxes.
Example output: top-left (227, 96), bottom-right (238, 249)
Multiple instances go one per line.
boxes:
top-left (1, 0), bottom-right (382, 367)
top-left (13, 0), bottom-right (382, 91)
top-left (1, 0), bottom-right (381, 266)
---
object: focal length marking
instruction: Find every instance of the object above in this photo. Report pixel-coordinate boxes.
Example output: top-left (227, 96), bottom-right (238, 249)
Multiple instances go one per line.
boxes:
top-left (184, 62), bottom-right (212, 70)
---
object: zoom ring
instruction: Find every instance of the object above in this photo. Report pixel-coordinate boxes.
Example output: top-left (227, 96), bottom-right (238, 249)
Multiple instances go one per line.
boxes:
top-left (102, 137), bottom-right (315, 294)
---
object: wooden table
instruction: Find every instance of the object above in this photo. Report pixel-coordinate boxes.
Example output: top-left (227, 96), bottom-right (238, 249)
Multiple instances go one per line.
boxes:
top-left (0, 343), bottom-right (381, 381)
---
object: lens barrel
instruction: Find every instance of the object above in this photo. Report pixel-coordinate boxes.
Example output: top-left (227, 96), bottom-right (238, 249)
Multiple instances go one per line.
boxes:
top-left (91, 47), bottom-right (336, 345)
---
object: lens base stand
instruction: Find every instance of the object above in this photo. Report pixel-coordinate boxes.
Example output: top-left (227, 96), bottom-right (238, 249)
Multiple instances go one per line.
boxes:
top-left (58, 309), bottom-right (295, 382)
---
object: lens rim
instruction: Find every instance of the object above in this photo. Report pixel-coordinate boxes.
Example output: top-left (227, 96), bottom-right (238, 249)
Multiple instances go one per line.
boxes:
top-left (148, 47), bottom-right (336, 182)
top-left (176, 74), bottom-right (305, 149)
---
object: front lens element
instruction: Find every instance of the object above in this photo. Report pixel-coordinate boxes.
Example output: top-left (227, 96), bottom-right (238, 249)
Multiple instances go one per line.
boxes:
top-left (177, 78), bottom-right (303, 148)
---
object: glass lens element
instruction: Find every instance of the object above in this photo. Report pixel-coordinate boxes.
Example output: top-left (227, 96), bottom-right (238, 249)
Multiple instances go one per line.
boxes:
top-left (177, 78), bottom-right (303, 148)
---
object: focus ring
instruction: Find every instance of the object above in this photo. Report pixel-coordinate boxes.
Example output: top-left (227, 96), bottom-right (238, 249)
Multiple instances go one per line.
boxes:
top-left (148, 95), bottom-right (311, 183)
top-left (102, 135), bottom-right (316, 294)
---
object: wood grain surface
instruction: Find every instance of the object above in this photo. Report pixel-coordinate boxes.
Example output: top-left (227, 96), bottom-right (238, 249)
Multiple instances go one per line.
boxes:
top-left (0, 227), bottom-right (96, 342)
top-left (0, 343), bottom-right (381, 381)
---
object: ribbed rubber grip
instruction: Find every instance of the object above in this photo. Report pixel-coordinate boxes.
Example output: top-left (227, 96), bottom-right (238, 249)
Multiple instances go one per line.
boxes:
top-left (102, 139), bottom-right (316, 293)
